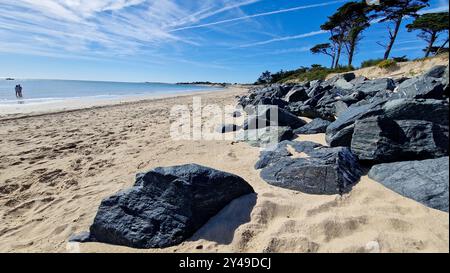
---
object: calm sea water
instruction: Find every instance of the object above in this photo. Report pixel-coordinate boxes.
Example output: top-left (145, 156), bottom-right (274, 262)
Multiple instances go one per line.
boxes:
top-left (0, 79), bottom-right (219, 105)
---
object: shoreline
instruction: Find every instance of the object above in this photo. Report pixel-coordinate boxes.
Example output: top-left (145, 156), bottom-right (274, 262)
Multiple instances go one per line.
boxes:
top-left (0, 85), bottom-right (448, 253)
top-left (0, 86), bottom-right (246, 120)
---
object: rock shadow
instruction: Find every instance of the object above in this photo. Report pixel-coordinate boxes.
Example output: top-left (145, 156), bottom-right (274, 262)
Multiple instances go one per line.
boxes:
top-left (188, 193), bottom-right (257, 245)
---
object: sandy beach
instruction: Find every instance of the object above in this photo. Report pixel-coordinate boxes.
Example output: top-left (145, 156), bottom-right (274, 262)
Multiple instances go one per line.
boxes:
top-left (0, 86), bottom-right (448, 253)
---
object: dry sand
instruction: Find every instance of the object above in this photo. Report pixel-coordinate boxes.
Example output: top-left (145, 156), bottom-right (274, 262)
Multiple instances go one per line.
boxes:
top-left (0, 87), bottom-right (448, 253)
top-left (327, 53), bottom-right (449, 80)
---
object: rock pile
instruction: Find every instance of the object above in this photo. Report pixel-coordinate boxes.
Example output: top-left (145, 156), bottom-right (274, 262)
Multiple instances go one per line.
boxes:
top-left (238, 66), bottom-right (448, 210)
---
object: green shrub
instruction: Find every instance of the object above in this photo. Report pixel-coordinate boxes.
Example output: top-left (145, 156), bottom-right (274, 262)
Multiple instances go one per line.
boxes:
top-left (392, 55), bottom-right (409, 62)
top-left (377, 59), bottom-right (397, 69)
top-left (361, 58), bottom-right (384, 68)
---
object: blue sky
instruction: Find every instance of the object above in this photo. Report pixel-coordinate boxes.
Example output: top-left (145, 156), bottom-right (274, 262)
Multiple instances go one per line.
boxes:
top-left (0, 0), bottom-right (448, 83)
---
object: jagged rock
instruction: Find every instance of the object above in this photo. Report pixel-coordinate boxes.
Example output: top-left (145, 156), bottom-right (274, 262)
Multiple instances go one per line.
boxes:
top-left (424, 65), bottom-right (447, 78)
top-left (397, 76), bottom-right (444, 99)
top-left (328, 72), bottom-right (356, 84)
top-left (256, 141), bottom-right (362, 195)
top-left (238, 85), bottom-right (290, 108)
top-left (394, 77), bottom-right (410, 85)
top-left (255, 141), bottom-right (322, 169)
top-left (369, 157), bottom-right (449, 212)
top-left (232, 111), bottom-right (242, 118)
top-left (351, 116), bottom-right (449, 163)
top-left (382, 98), bottom-right (449, 126)
top-left (354, 78), bottom-right (396, 96)
top-left (236, 126), bottom-right (293, 147)
top-left (443, 66), bottom-right (449, 96)
top-left (284, 87), bottom-right (309, 102)
top-left (286, 102), bottom-right (332, 121)
top-left (243, 105), bottom-right (306, 130)
top-left (335, 78), bottom-right (354, 90)
top-left (333, 101), bottom-right (349, 117)
top-left (80, 164), bottom-right (254, 249)
top-left (340, 90), bottom-right (366, 104)
top-left (217, 124), bottom-right (241, 133)
top-left (294, 118), bottom-right (331, 134)
top-left (350, 76), bottom-right (368, 85)
top-left (326, 101), bottom-right (385, 147)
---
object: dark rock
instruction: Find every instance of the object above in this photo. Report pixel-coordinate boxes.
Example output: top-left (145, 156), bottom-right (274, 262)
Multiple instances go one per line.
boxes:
top-left (87, 164), bottom-right (254, 249)
top-left (238, 85), bottom-right (291, 108)
top-left (333, 101), bottom-right (349, 117)
top-left (351, 116), bottom-right (449, 163)
top-left (286, 102), bottom-right (332, 121)
top-left (334, 78), bottom-right (354, 90)
top-left (424, 65), bottom-right (447, 78)
top-left (354, 78), bottom-right (396, 96)
top-left (369, 157), bottom-right (449, 212)
top-left (350, 76), bottom-right (368, 85)
top-left (326, 101), bottom-right (385, 147)
top-left (255, 141), bottom-right (322, 169)
top-left (243, 105), bottom-right (306, 130)
top-left (236, 126), bottom-right (293, 147)
top-left (383, 98), bottom-right (449, 126)
top-left (340, 91), bottom-right (366, 104)
top-left (294, 118), bottom-right (331, 134)
top-left (394, 77), bottom-right (410, 85)
top-left (256, 141), bottom-right (362, 195)
top-left (217, 124), bottom-right (241, 133)
top-left (328, 72), bottom-right (356, 84)
top-left (232, 111), bottom-right (242, 118)
top-left (443, 66), bottom-right (449, 96)
top-left (397, 76), bottom-right (444, 99)
top-left (284, 87), bottom-right (309, 102)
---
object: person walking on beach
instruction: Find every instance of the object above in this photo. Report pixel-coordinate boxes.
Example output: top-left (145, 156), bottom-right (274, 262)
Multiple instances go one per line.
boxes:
top-left (15, 84), bottom-right (23, 98)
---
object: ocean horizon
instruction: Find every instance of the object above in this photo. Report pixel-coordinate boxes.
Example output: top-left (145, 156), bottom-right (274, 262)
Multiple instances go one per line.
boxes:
top-left (0, 79), bottom-right (220, 105)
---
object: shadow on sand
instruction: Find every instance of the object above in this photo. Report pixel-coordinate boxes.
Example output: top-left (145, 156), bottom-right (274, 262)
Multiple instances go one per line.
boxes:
top-left (188, 193), bottom-right (258, 245)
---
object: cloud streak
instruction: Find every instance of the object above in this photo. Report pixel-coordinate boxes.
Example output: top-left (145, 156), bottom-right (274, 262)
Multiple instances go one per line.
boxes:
top-left (0, 0), bottom-right (262, 65)
top-left (171, 0), bottom-right (348, 32)
top-left (236, 30), bottom-right (327, 48)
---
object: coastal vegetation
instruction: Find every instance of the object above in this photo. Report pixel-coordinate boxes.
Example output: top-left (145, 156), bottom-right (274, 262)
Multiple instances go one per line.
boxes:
top-left (256, 0), bottom-right (449, 83)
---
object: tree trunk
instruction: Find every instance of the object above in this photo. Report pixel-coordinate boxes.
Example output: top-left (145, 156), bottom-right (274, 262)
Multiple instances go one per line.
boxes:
top-left (348, 39), bottom-right (356, 67)
top-left (384, 17), bottom-right (402, 60)
top-left (335, 40), bottom-right (343, 68)
top-left (434, 37), bottom-right (448, 56)
top-left (331, 54), bottom-right (336, 69)
top-left (424, 32), bottom-right (437, 58)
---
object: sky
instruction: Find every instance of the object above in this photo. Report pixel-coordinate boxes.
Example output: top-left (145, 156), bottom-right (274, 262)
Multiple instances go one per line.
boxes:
top-left (0, 0), bottom-right (448, 83)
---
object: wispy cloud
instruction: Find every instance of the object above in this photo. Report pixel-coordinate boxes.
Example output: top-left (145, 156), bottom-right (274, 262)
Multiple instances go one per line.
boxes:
top-left (0, 0), bottom-right (260, 64)
top-left (171, 0), bottom-right (348, 32)
top-left (236, 30), bottom-right (327, 48)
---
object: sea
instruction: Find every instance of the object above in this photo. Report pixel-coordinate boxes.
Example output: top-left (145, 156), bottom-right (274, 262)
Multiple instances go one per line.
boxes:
top-left (0, 79), bottom-right (220, 105)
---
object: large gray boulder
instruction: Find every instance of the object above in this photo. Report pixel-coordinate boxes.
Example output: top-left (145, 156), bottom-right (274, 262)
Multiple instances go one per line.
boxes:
top-left (326, 101), bottom-right (385, 147)
top-left (284, 87), bottom-right (309, 102)
top-left (354, 78), bottom-right (396, 96)
top-left (74, 164), bottom-right (254, 248)
top-left (369, 157), bottom-right (449, 212)
top-left (424, 65), bottom-right (447, 79)
top-left (293, 118), bottom-right (331, 134)
top-left (382, 98), bottom-right (449, 126)
top-left (256, 141), bottom-right (362, 195)
top-left (236, 126), bottom-right (293, 147)
top-left (396, 76), bottom-right (445, 99)
top-left (243, 105), bottom-right (306, 130)
top-left (443, 66), bottom-right (449, 96)
top-left (351, 116), bottom-right (448, 163)
top-left (217, 124), bottom-right (241, 133)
